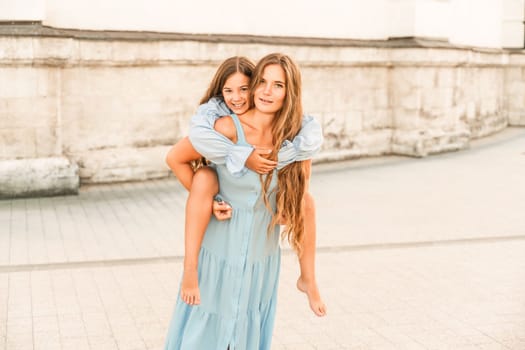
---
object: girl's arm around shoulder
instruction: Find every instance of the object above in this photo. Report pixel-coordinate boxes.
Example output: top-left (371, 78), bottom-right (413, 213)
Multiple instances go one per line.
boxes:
top-left (190, 97), bottom-right (231, 129)
top-left (294, 115), bottom-right (323, 160)
top-left (189, 114), bottom-right (251, 177)
top-left (213, 116), bottom-right (237, 144)
top-left (276, 117), bottom-right (322, 169)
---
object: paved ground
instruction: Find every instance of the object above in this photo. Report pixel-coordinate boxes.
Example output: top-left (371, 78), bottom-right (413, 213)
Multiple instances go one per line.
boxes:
top-left (0, 127), bottom-right (524, 349)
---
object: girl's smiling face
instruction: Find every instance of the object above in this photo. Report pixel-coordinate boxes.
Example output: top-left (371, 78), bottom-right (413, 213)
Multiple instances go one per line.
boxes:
top-left (222, 72), bottom-right (251, 115)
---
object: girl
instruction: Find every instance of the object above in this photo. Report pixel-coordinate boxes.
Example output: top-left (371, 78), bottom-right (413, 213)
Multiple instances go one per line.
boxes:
top-left (165, 56), bottom-right (326, 320)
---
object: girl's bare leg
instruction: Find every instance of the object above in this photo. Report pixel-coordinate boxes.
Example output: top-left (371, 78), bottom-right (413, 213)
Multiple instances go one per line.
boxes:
top-left (181, 167), bottom-right (218, 306)
top-left (296, 192), bottom-right (327, 316)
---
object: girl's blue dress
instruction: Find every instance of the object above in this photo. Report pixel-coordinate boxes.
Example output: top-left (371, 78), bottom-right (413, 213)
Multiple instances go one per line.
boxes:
top-left (164, 100), bottom-right (323, 350)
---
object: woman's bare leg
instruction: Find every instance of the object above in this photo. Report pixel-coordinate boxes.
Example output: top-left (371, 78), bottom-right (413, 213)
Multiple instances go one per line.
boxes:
top-left (180, 167), bottom-right (218, 306)
top-left (296, 192), bottom-right (327, 316)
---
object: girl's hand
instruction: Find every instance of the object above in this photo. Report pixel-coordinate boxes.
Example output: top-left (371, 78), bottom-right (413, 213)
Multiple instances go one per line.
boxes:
top-left (246, 148), bottom-right (277, 174)
top-left (213, 199), bottom-right (232, 221)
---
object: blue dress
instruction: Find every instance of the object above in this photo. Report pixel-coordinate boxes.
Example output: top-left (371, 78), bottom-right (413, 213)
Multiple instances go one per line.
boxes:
top-left (164, 114), bottom-right (281, 349)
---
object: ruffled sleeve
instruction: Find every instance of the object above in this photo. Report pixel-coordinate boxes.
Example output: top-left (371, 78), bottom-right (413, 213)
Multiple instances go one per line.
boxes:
top-left (188, 98), bottom-right (253, 177)
top-left (189, 97), bottom-right (230, 129)
top-left (277, 114), bottom-right (323, 169)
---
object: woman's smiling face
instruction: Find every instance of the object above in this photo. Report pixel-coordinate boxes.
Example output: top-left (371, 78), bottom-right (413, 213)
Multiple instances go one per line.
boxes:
top-left (254, 64), bottom-right (286, 114)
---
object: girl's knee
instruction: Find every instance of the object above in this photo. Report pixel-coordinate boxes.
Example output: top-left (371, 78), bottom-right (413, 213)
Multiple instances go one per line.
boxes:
top-left (192, 167), bottom-right (219, 194)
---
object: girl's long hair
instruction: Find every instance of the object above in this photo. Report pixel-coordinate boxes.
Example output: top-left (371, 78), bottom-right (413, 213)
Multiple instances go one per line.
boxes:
top-left (251, 53), bottom-right (306, 255)
top-left (192, 56), bottom-right (255, 170)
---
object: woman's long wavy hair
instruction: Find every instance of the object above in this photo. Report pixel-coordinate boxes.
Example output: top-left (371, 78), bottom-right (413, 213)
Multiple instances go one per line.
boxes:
top-left (251, 53), bottom-right (307, 255)
top-left (192, 56), bottom-right (256, 170)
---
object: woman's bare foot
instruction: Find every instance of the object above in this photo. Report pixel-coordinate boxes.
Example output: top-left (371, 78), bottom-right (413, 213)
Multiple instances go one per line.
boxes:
top-left (181, 268), bottom-right (200, 305)
top-left (297, 276), bottom-right (326, 317)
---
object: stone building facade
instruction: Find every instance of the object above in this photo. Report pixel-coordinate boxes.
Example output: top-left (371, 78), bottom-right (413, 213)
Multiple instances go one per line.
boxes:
top-left (1, 0), bottom-right (525, 197)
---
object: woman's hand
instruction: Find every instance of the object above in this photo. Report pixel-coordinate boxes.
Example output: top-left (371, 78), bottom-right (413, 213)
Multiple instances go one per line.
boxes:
top-left (213, 199), bottom-right (232, 221)
top-left (246, 148), bottom-right (277, 174)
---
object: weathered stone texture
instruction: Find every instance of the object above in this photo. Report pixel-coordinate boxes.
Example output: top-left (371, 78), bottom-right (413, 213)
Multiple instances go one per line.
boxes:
top-left (0, 67), bottom-right (60, 160)
top-left (72, 146), bottom-right (170, 183)
top-left (392, 128), bottom-right (470, 157)
top-left (505, 65), bottom-right (525, 126)
top-left (60, 66), bottom-right (207, 156)
top-left (1, 33), bottom-right (524, 188)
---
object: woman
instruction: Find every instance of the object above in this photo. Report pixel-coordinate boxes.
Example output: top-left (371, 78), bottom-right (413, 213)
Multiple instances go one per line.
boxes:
top-left (164, 53), bottom-right (321, 349)
top-left (166, 56), bottom-right (326, 317)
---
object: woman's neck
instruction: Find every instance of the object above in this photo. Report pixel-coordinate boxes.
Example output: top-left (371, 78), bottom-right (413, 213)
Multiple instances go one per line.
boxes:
top-left (244, 108), bottom-right (274, 129)
top-left (239, 108), bottom-right (275, 148)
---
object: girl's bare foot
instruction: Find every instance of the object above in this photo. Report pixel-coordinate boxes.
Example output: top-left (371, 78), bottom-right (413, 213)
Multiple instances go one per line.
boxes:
top-left (181, 268), bottom-right (200, 305)
top-left (297, 276), bottom-right (326, 317)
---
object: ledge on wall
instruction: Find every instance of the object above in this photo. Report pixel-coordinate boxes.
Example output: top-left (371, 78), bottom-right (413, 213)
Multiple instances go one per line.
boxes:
top-left (0, 157), bottom-right (79, 199)
top-left (0, 22), bottom-right (505, 51)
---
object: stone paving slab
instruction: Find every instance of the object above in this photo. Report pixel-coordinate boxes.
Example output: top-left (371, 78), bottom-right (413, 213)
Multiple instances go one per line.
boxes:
top-left (1, 239), bottom-right (525, 349)
top-left (0, 181), bottom-right (188, 267)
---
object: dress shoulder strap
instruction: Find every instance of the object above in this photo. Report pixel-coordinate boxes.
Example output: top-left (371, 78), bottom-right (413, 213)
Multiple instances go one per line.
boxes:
top-left (229, 113), bottom-right (248, 145)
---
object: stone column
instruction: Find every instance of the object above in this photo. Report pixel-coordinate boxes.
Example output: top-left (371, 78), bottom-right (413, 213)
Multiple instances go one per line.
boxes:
top-left (0, 37), bottom-right (79, 198)
top-left (506, 55), bottom-right (525, 125)
top-left (501, 0), bottom-right (525, 48)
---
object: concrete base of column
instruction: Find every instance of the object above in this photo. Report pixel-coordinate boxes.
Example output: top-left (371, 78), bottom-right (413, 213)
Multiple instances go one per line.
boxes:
top-left (391, 128), bottom-right (471, 157)
top-left (0, 157), bottom-right (79, 199)
top-left (509, 112), bottom-right (525, 126)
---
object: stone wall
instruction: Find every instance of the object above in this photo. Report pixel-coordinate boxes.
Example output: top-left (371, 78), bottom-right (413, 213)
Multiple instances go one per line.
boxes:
top-left (1, 26), bottom-right (524, 195)
top-left (506, 53), bottom-right (525, 126)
